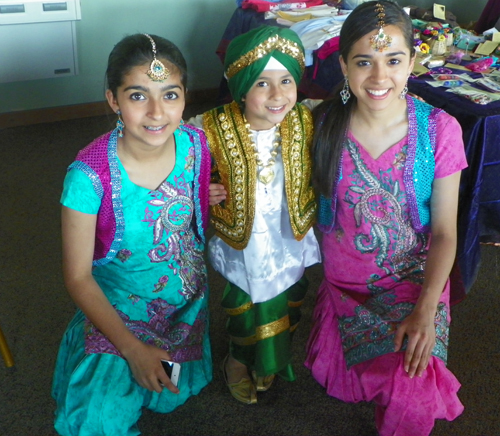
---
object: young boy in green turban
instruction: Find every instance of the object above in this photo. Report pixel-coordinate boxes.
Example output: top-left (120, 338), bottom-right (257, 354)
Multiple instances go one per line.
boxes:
top-left (188, 25), bottom-right (320, 404)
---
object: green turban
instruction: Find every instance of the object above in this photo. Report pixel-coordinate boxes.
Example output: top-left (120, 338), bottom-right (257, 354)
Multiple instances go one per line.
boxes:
top-left (224, 25), bottom-right (305, 103)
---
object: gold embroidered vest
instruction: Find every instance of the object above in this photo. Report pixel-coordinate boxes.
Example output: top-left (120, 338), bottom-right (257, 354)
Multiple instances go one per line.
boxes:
top-left (203, 101), bottom-right (316, 250)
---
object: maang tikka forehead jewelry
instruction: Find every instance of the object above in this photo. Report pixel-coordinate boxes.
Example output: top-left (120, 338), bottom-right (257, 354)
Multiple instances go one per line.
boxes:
top-left (143, 33), bottom-right (170, 81)
top-left (369, 3), bottom-right (393, 52)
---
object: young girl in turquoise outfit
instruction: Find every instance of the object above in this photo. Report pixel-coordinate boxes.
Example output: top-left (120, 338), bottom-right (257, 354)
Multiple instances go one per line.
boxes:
top-left (52, 34), bottom-right (212, 436)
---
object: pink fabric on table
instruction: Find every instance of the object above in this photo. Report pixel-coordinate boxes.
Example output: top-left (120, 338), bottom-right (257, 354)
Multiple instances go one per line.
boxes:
top-left (305, 111), bottom-right (467, 436)
top-left (313, 36), bottom-right (340, 79)
top-left (316, 36), bottom-right (340, 60)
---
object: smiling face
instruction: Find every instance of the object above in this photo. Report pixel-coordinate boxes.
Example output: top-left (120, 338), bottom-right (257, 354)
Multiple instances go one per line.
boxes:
top-left (106, 61), bottom-right (185, 151)
top-left (340, 24), bottom-right (415, 113)
top-left (242, 69), bottom-right (297, 131)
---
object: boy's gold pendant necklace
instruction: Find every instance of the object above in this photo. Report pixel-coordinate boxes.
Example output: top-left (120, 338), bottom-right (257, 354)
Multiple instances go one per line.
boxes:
top-left (258, 166), bottom-right (275, 185)
top-left (243, 117), bottom-right (281, 185)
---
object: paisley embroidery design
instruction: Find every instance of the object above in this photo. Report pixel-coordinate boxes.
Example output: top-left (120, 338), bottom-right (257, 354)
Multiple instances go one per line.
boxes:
top-left (146, 173), bottom-right (208, 301)
top-left (85, 300), bottom-right (208, 362)
top-left (337, 138), bottom-right (449, 367)
top-left (344, 138), bottom-right (426, 280)
top-left (84, 139), bottom-right (209, 363)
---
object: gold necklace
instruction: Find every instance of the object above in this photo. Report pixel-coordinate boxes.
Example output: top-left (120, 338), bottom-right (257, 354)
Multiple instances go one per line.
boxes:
top-left (243, 116), bottom-right (281, 185)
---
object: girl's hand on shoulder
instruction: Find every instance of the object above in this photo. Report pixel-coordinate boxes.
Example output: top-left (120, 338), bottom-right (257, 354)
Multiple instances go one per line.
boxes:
top-left (393, 306), bottom-right (436, 378)
top-left (209, 183), bottom-right (227, 206)
top-left (123, 340), bottom-right (179, 394)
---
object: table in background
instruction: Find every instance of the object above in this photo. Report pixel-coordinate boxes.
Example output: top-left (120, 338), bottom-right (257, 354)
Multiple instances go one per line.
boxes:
top-left (409, 75), bottom-right (500, 292)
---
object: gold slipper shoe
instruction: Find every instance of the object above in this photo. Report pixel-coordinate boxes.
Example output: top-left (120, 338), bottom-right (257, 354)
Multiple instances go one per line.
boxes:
top-left (222, 355), bottom-right (257, 404)
top-left (251, 370), bottom-right (275, 392)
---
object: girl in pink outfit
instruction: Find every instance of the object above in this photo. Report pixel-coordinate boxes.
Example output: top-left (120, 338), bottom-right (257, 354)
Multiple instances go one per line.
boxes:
top-left (305, 2), bottom-right (467, 435)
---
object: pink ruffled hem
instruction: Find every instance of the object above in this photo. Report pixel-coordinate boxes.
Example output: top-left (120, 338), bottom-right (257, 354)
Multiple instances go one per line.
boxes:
top-left (305, 280), bottom-right (464, 436)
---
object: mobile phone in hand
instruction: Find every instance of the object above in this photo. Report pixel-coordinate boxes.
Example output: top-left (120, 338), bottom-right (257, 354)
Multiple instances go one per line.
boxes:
top-left (161, 360), bottom-right (181, 387)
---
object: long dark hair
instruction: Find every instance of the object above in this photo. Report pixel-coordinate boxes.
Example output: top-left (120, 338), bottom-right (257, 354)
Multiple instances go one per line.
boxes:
top-left (106, 34), bottom-right (188, 97)
top-left (312, 1), bottom-right (414, 198)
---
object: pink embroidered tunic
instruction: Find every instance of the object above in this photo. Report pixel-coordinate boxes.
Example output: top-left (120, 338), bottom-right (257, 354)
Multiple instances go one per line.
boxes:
top-left (305, 112), bottom-right (467, 436)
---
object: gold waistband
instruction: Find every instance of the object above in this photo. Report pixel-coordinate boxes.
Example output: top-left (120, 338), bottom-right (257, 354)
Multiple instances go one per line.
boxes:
top-left (229, 314), bottom-right (291, 346)
top-left (224, 300), bottom-right (254, 316)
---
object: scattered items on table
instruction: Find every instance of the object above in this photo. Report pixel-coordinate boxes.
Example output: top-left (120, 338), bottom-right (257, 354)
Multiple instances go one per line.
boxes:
top-left (454, 28), bottom-right (485, 51)
top-left (427, 58), bottom-right (446, 68)
top-left (476, 77), bottom-right (500, 92)
top-left (410, 16), bottom-right (500, 104)
top-left (412, 62), bottom-right (429, 76)
top-left (465, 56), bottom-right (496, 72)
top-left (426, 73), bottom-right (473, 88)
top-left (431, 74), bottom-right (463, 81)
top-left (475, 41), bottom-right (499, 56)
top-left (444, 62), bottom-right (471, 71)
top-left (445, 51), bottom-right (465, 64)
top-left (442, 80), bottom-right (464, 87)
top-left (447, 84), bottom-right (500, 104)
top-left (439, 80), bottom-right (464, 88)
top-left (414, 21), bottom-right (455, 55)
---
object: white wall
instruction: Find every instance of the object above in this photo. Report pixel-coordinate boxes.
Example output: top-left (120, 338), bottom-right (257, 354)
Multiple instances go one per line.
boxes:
top-left (0, 0), bottom-right (490, 114)
top-left (0, 0), bottom-right (236, 114)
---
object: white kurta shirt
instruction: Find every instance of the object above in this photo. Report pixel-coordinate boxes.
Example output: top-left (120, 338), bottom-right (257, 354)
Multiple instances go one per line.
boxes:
top-left (206, 125), bottom-right (321, 304)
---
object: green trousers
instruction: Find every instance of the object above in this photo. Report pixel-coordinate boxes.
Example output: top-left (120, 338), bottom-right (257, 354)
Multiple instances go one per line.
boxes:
top-left (221, 275), bottom-right (309, 381)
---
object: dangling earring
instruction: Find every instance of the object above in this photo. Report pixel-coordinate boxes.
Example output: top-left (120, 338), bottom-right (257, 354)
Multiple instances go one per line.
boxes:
top-left (400, 81), bottom-right (408, 99)
top-left (340, 76), bottom-right (351, 105)
top-left (116, 110), bottom-right (124, 137)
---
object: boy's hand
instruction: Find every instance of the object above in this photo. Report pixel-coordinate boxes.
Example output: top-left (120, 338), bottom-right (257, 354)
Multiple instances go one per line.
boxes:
top-left (209, 183), bottom-right (227, 206)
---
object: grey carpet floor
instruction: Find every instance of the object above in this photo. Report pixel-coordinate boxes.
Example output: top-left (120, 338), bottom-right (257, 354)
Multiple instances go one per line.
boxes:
top-left (1, 105), bottom-right (499, 435)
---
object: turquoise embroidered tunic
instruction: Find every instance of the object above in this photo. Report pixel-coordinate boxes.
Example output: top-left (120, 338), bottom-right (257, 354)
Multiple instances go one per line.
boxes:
top-left (52, 129), bottom-right (212, 436)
